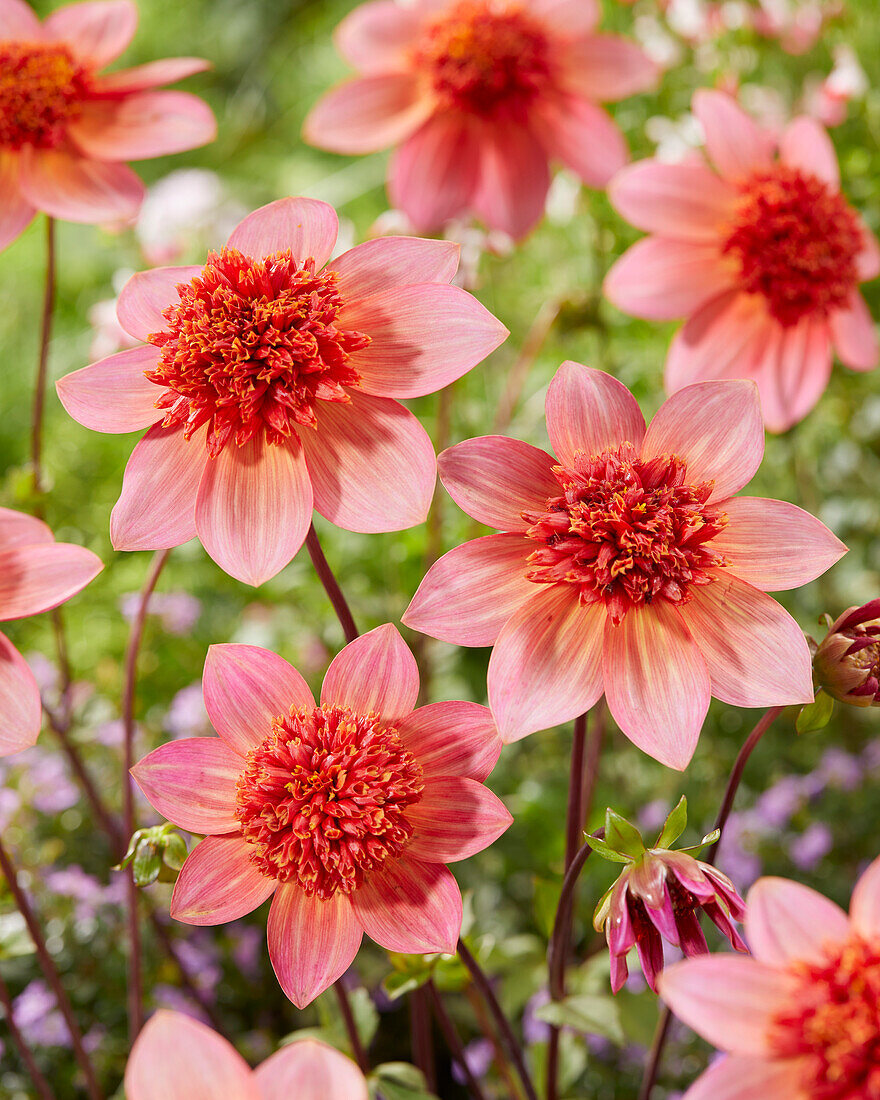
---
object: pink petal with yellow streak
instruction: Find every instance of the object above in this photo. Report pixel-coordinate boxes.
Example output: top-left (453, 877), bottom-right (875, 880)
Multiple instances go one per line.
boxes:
top-left (226, 198), bottom-right (339, 267)
top-left (321, 624), bottom-right (418, 724)
top-left (56, 346), bottom-right (163, 433)
top-left (396, 701), bottom-right (502, 782)
top-left (0, 543), bottom-right (102, 620)
top-left (407, 777), bottom-right (512, 863)
top-left (0, 632), bottom-right (42, 757)
top-left (131, 738), bottom-right (242, 834)
top-left (171, 835), bottom-right (276, 925)
top-left (546, 361), bottom-right (646, 466)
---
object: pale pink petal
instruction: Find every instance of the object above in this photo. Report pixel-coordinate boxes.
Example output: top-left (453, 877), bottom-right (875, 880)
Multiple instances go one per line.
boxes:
top-left (267, 886), bottom-right (363, 1009)
top-left (562, 34), bottom-right (659, 102)
top-left (0, 153), bottom-right (35, 251)
top-left (94, 57), bottom-right (211, 94)
top-left (692, 90), bottom-right (774, 182)
top-left (69, 91), bottom-right (216, 161)
top-left (0, 543), bottom-right (102, 620)
top-left (110, 423), bottom-right (206, 551)
top-left (227, 197), bottom-right (338, 267)
top-left (830, 292), bottom-right (879, 371)
top-left (125, 1010), bottom-right (260, 1100)
top-left (712, 497), bottom-right (846, 590)
top-left (303, 74), bottom-right (430, 154)
top-left (255, 1039), bottom-right (368, 1100)
top-left (395, 701), bottom-right (502, 781)
top-left (300, 389), bottom-right (435, 533)
top-left (407, 777), bottom-right (512, 863)
top-left (116, 265), bottom-right (202, 342)
top-left (537, 95), bottom-right (627, 190)
top-left (350, 854), bottom-right (462, 953)
top-left (664, 290), bottom-right (771, 393)
top-left (754, 316), bottom-right (833, 432)
top-left (856, 218), bottom-right (880, 281)
top-left (402, 534), bottom-right (534, 647)
top-left (608, 160), bottom-right (737, 240)
top-left (605, 238), bottom-right (733, 321)
top-left (546, 360), bottom-right (646, 465)
top-left (745, 877), bottom-right (850, 967)
top-left (131, 738), bottom-right (241, 834)
top-left (602, 602), bottom-right (710, 770)
top-left (527, 0), bottom-right (600, 34)
top-left (334, 0), bottom-right (425, 72)
top-left (203, 644), bottom-right (315, 756)
top-left (680, 1054), bottom-right (810, 1100)
top-left (850, 855), bottom-right (880, 940)
top-left (472, 123), bottom-right (550, 239)
top-left (56, 346), bottom-right (163, 433)
top-left (332, 237), bottom-right (459, 302)
top-left (679, 574), bottom-right (814, 708)
top-left (389, 115), bottom-right (482, 232)
top-left (0, 509), bottom-right (53, 550)
top-left (488, 586), bottom-right (605, 744)
top-left (170, 835), bottom-right (276, 925)
top-left (778, 116), bottom-right (839, 187)
top-left (195, 436), bottom-right (312, 587)
top-left (321, 623), bottom-right (418, 723)
top-left (0, 0), bottom-right (42, 36)
top-left (0, 632), bottom-right (42, 757)
top-left (44, 0), bottom-right (137, 68)
top-left (18, 147), bottom-right (144, 224)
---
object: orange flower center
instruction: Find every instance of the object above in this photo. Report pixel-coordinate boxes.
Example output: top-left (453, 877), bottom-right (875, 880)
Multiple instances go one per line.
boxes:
top-left (234, 703), bottom-right (424, 900)
top-left (146, 248), bottom-right (370, 459)
top-left (770, 935), bottom-right (880, 1098)
top-left (415, 0), bottom-right (552, 118)
top-left (0, 42), bottom-right (86, 149)
top-left (722, 165), bottom-right (862, 327)
top-left (522, 444), bottom-right (729, 624)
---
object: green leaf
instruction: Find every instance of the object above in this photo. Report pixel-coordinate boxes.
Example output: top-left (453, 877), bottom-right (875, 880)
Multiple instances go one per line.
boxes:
top-left (382, 969), bottom-right (430, 1001)
top-left (162, 833), bottom-right (188, 871)
top-left (535, 993), bottom-right (625, 1045)
top-left (604, 809), bottom-right (646, 860)
top-left (656, 796), bottom-right (688, 848)
top-left (132, 840), bottom-right (162, 886)
top-left (0, 912), bottom-right (35, 959)
top-left (584, 833), bottom-right (631, 864)
top-left (796, 690), bottom-right (834, 733)
top-left (369, 1062), bottom-right (439, 1100)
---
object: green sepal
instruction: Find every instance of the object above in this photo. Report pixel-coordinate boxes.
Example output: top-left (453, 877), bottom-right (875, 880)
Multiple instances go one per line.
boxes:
top-left (796, 690), bottom-right (834, 733)
top-left (656, 796), bottom-right (688, 848)
top-left (583, 833), bottom-right (631, 864)
top-left (604, 809), bottom-right (646, 860)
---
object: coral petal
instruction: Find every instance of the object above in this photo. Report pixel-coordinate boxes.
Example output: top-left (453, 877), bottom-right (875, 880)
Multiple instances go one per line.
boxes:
top-left (255, 1039), bottom-right (368, 1100)
top-left (333, 237), bottom-right (459, 301)
top-left (546, 361), bottom-right (646, 466)
top-left (56, 346), bottom-right (163, 433)
top-left (395, 701), bottom-right (502, 781)
top-left (69, 91), bottom-right (216, 161)
top-left (44, 0), bottom-right (137, 68)
top-left (350, 854), bottom-right (462, 953)
top-left (303, 74), bottom-right (430, 154)
top-left (745, 877), bottom-right (850, 967)
top-left (227, 198), bottom-right (338, 267)
top-left (0, 543), bottom-right (102, 620)
top-left (131, 738), bottom-right (241, 834)
top-left (171, 835), bottom-right (276, 925)
top-left (0, 632), bottom-right (42, 757)
top-left (321, 624), bottom-right (418, 723)
top-left (18, 147), bottom-right (144, 224)
top-left (407, 777), bottom-right (512, 863)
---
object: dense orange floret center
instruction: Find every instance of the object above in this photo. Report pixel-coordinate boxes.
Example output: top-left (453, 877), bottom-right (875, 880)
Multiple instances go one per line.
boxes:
top-left (146, 247), bottom-right (370, 458)
top-left (771, 936), bottom-right (880, 1098)
top-left (0, 42), bottom-right (87, 149)
top-left (722, 165), bottom-right (863, 327)
top-left (522, 444), bottom-right (729, 624)
top-left (234, 703), bottom-right (424, 900)
top-left (415, 0), bottom-right (552, 118)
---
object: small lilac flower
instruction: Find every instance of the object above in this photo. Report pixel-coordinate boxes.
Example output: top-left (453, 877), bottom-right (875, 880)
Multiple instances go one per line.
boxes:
top-left (789, 822), bottom-right (834, 871)
top-left (14, 982), bottom-right (70, 1049)
top-left (452, 1038), bottom-right (494, 1086)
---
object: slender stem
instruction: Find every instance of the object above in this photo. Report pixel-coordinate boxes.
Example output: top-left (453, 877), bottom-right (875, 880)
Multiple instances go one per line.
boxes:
top-left (333, 981), bottom-right (369, 1073)
top-left (0, 968), bottom-right (56, 1100)
top-left (427, 980), bottom-right (488, 1100)
top-left (465, 986), bottom-right (522, 1099)
top-left (546, 831), bottom-right (602, 1006)
top-left (305, 523), bottom-right (359, 643)
top-left (0, 837), bottom-right (102, 1100)
top-left (31, 216), bottom-right (56, 499)
top-left (492, 297), bottom-right (562, 435)
top-left (457, 939), bottom-right (538, 1100)
top-left (637, 1006), bottom-right (673, 1100)
top-left (410, 985), bottom-right (436, 1091)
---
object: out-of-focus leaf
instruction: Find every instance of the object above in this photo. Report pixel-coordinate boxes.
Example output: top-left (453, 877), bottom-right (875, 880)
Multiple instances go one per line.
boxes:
top-left (535, 993), bottom-right (625, 1045)
top-left (0, 911), bottom-right (35, 959)
top-left (797, 690), bottom-right (835, 733)
top-left (369, 1062), bottom-right (439, 1100)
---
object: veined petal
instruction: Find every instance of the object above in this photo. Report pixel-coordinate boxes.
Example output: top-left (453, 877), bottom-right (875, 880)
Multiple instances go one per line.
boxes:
top-left (745, 877), bottom-right (850, 967)
top-left (44, 0), bottom-right (137, 68)
top-left (407, 777), bottom-right (512, 863)
top-left (472, 122), bottom-right (549, 239)
top-left (830, 292), bottom-right (879, 371)
top-left (528, 0), bottom-right (600, 33)
top-left (561, 34), bottom-right (659, 102)
top-left (94, 57), bottom-right (211, 94)
top-left (334, 0), bottom-right (425, 72)
top-left (850, 855), bottom-right (880, 940)
top-left (333, 237), bottom-right (459, 302)
top-left (56, 346), bottom-right (163, 433)
top-left (0, 0), bottom-right (42, 36)
top-left (255, 1040), bottom-right (368, 1100)
top-left (0, 543), bottom-right (102, 620)
top-left (396, 701), bottom-right (502, 781)
top-left (0, 632), bottom-right (42, 757)
top-left (692, 90), bottom-right (774, 182)
top-left (303, 74), bottom-right (430, 155)
top-left (227, 198), bottom-right (339, 267)
top-left (389, 114), bottom-right (482, 232)
top-left (546, 361), bottom-right (646, 465)
top-left (116, 265), bottom-right (202, 342)
top-left (170, 835), bottom-right (276, 925)
top-left (608, 160), bottom-right (737, 240)
top-left (778, 116), bottom-right (839, 187)
top-left (321, 624), bottom-right (418, 723)
top-left (69, 91), bottom-right (216, 161)
top-left (18, 147), bottom-right (144, 224)
top-left (0, 152), bottom-right (35, 251)
top-left (856, 218), bottom-right (880, 282)
top-left (680, 1054), bottom-right (810, 1100)
top-left (0, 508), bottom-right (52, 550)
top-left (755, 316), bottom-right (833, 432)
top-left (604, 238), bottom-right (733, 321)
top-left (131, 738), bottom-right (241, 834)
top-left (536, 95), bottom-right (627, 190)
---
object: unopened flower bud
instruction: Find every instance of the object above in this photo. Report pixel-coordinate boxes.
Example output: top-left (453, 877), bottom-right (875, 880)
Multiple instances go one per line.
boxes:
top-left (813, 599), bottom-right (880, 706)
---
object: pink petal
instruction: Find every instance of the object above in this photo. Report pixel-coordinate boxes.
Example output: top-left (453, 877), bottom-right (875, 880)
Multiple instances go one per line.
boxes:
top-left (562, 34), bottom-right (659, 102)
top-left (334, 0), bottom-right (425, 72)
top-left (0, 632), bottom-right (42, 757)
top-left (664, 290), bottom-right (772, 393)
top-left (267, 886), bottom-right (363, 1009)
top-left (395, 700), bottom-right (502, 781)
top-left (195, 436), bottom-right (313, 587)
top-left (227, 198), bottom-right (338, 267)
top-left (546, 360), bottom-right (646, 466)
top-left (407, 777), bottom-right (512, 863)
top-left (830, 292), bottom-right (879, 371)
top-left (0, 543), bottom-right (102, 620)
top-left (0, 153), bottom-right (35, 251)
top-left (692, 90), bottom-right (774, 181)
top-left (745, 877), bottom-right (850, 967)
top-left (857, 217), bottom-right (880, 281)
top-left (321, 623), bottom-right (418, 723)
top-left (44, 0), bottom-right (137, 68)
top-left (679, 574), bottom-right (813, 708)
top-left (642, 379), bottom-right (764, 502)
top-left (712, 497), bottom-right (846, 590)
top-left (332, 237), bottom-right (459, 302)
top-left (402, 534), bottom-right (534, 647)
top-left (350, 854), bottom-right (462, 953)
top-left (537, 95), bottom-right (627, 190)
top-left (487, 586), bottom-right (605, 744)
top-left (300, 389), bottom-right (435, 534)
top-left (116, 265), bottom-right (202, 342)
top-left (602, 602), bottom-right (710, 770)
top-left (110, 423), bottom-right (206, 551)
top-left (303, 74), bottom-right (430, 154)
top-left (472, 123), bottom-right (550, 239)
top-left (604, 238), bottom-right (733, 321)
top-left (389, 115), bottom-right (482, 232)
top-left (439, 436), bottom-right (559, 531)
top-left (255, 1039), bottom-right (368, 1100)
top-left (0, 508), bottom-right (53, 550)
top-left (170, 835), bottom-right (276, 925)
top-left (69, 91), bottom-right (216, 161)
top-left (680, 1054), bottom-right (810, 1100)
top-left (94, 57), bottom-right (211, 94)
top-left (850, 855), bottom-right (880, 940)
top-left (0, 0), bottom-right (42, 36)
top-left (56, 346), bottom-right (163, 433)
top-left (18, 147), bottom-right (144, 224)
top-left (608, 160), bottom-right (737, 240)
top-left (753, 316), bottom-right (833, 432)
top-left (528, 0), bottom-right (600, 33)
top-left (131, 738), bottom-right (241, 834)
top-left (778, 116), bottom-right (839, 187)
top-left (203, 644), bottom-right (315, 756)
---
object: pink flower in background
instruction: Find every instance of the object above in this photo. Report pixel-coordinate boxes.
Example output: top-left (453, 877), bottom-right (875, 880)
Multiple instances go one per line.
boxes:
top-left (404, 362), bottom-right (845, 769)
top-left (0, 0), bottom-right (216, 249)
top-left (126, 1010), bottom-right (369, 1099)
top-left (0, 507), bottom-right (102, 756)
top-left (605, 90), bottom-right (879, 432)
top-left (57, 197), bottom-right (507, 585)
top-left (303, 0), bottom-right (658, 239)
top-left (132, 625), bottom-right (511, 1006)
top-left (659, 857), bottom-right (880, 1098)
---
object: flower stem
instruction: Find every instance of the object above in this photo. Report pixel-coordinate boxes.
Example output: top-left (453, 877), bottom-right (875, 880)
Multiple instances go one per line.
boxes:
top-left (0, 968), bottom-right (56, 1100)
top-left (333, 981), bottom-right (369, 1072)
top-left (305, 523), bottom-right (359, 643)
top-left (31, 216), bottom-right (56, 499)
top-left (410, 984), bottom-right (436, 1091)
top-left (427, 979), bottom-right (488, 1100)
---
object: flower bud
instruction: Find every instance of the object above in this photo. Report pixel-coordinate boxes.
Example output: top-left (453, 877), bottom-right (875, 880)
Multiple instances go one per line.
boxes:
top-left (813, 598), bottom-right (880, 706)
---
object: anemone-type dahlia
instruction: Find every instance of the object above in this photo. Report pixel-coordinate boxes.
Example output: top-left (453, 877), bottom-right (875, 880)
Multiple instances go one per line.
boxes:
top-left (604, 90), bottom-right (879, 432)
top-left (659, 857), bottom-right (880, 1099)
top-left (403, 362), bottom-right (846, 768)
top-left (303, 0), bottom-right (658, 239)
top-left (813, 599), bottom-right (880, 707)
top-left (56, 196), bottom-right (507, 586)
top-left (0, 0), bottom-right (215, 250)
top-left (132, 625), bottom-right (512, 1007)
top-left (0, 506), bottom-right (102, 755)
top-left (126, 1010), bottom-right (368, 1100)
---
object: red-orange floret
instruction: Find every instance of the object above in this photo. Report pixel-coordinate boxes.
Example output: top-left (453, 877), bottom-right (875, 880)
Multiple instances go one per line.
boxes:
top-left (0, 42), bottom-right (87, 149)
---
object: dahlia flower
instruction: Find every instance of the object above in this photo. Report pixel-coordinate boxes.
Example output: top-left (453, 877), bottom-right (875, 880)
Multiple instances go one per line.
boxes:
top-left (0, 0), bottom-right (216, 250)
top-left (132, 625), bottom-right (512, 1007)
top-left (659, 857), bottom-right (880, 1099)
top-left (0, 506), bottom-right (102, 755)
top-left (813, 599), bottom-right (880, 707)
top-left (303, 0), bottom-right (658, 239)
top-left (604, 90), bottom-right (879, 432)
top-left (126, 1010), bottom-right (368, 1099)
top-left (57, 196), bottom-right (507, 586)
top-left (403, 362), bottom-right (845, 768)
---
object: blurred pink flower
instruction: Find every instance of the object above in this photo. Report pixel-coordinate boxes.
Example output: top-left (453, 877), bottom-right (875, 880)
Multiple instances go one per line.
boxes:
top-left (605, 90), bottom-right (879, 432)
top-left (303, 0), bottom-right (658, 239)
top-left (126, 1010), bottom-right (369, 1099)
top-left (801, 46), bottom-right (867, 129)
top-left (57, 196), bottom-right (507, 586)
top-left (135, 168), bottom-right (246, 266)
top-left (752, 0), bottom-right (843, 54)
top-left (0, 0), bottom-right (216, 249)
top-left (132, 625), bottom-right (511, 1007)
top-left (659, 857), bottom-right (880, 1098)
top-left (404, 362), bottom-right (845, 768)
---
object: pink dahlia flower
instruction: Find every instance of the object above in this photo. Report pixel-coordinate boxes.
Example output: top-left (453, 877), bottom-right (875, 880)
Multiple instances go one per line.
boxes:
top-left (126, 1010), bottom-right (368, 1099)
top-left (403, 362), bottom-right (846, 769)
top-left (604, 90), bottom-right (879, 432)
top-left (56, 196), bottom-right (508, 586)
top-left (132, 624), bottom-right (512, 1007)
top-left (659, 857), bottom-right (880, 1098)
top-left (303, 0), bottom-right (658, 239)
top-left (0, 0), bottom-right (216, 249)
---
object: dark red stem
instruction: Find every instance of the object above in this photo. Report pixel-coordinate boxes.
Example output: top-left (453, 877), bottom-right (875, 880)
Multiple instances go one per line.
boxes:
top-left (305, 523), bottom-right (359, 643)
